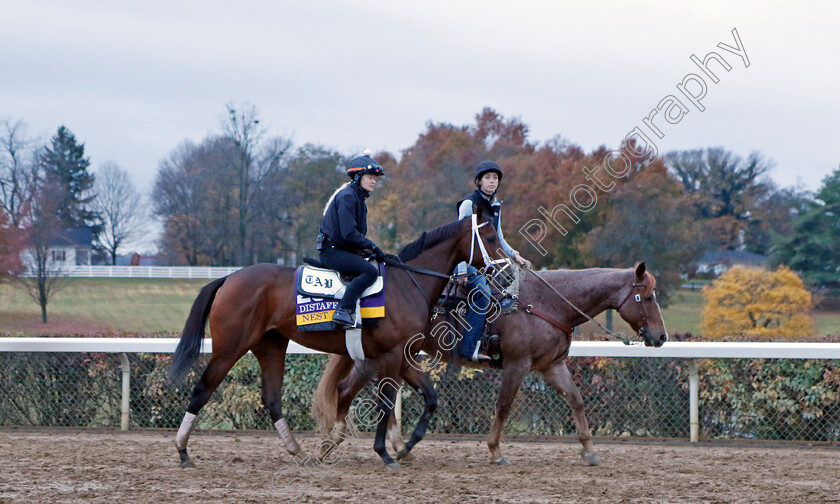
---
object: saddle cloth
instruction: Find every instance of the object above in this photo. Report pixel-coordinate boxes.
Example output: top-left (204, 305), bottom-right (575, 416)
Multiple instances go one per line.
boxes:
top-left (295, 262), bottom-right (385, 331)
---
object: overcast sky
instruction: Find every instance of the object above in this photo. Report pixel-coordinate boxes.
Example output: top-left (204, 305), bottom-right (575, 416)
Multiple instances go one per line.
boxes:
top-left (3, 0), bottom-right (838, 200)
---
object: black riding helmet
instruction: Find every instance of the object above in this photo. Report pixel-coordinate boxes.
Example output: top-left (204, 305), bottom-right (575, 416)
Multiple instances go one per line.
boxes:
top-left (346, 151), bottom-right (385, 182)
top-left (474, 160), bottom-right (503, 185)
top-left (474, 160), bottom-right (503, 198)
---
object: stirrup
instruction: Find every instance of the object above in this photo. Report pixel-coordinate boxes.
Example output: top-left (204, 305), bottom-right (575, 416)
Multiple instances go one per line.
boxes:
top-left (469, 342), bottom-right (491, 363)
top-left (332, 307), bottom-right (359, 328)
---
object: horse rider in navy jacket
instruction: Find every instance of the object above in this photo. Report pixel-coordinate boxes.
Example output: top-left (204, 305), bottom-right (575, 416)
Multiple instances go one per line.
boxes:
top-left (317, 152), bottom-right (387, 328)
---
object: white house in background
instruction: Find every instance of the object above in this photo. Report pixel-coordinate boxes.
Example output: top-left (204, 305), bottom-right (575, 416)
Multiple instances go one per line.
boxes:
top-left (21, 227), bottom-right (94, 271)
top-left (695, 250), bottom-right (767, 276)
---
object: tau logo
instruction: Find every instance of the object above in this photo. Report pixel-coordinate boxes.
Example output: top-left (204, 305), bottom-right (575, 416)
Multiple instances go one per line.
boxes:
top-left (304, 275), bottom-right (333, 289)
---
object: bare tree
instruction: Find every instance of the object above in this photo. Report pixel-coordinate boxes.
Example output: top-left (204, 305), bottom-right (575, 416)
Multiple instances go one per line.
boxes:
top-left (153, 138), bottom-right (240, 265)
top-left (18, 179), bottom-right (65, 323)
top-left (221, 103), bottom-right (291, 264)
top-left (0, 119), bottom-right (38, 227)
top-left (92, 162), bottom-right (147, 265)
top-left (151, 104), bottom-right (291, 266)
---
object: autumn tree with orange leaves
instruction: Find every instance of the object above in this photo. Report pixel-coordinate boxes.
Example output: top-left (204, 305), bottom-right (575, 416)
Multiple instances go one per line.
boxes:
top-left (701, 266), bottom-right (814, 340)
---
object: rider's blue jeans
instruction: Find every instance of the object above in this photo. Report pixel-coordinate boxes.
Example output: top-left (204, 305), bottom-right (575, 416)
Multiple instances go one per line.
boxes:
top-left (456, 265), bottom-right (491, 358)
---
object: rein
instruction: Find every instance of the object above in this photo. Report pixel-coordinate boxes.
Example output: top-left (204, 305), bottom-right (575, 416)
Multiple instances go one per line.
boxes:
top-left (381, 256), bottom-right (441, 306)
top-left (525, 269), bottom-right (646, 346)
top-left (382, 257), bottom-right (451, 279)
top-left (382, 214), bottom-right (507, 305)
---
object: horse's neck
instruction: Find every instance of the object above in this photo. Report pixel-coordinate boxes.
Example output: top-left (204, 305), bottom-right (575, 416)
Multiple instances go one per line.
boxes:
top-left (541, 269), bottom-right (632, 327)
top-left (404, 244), bottom-right (461, 306)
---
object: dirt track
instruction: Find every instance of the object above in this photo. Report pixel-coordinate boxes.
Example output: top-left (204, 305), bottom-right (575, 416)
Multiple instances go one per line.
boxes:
top-left (1, 428), bottom-right (838, 504)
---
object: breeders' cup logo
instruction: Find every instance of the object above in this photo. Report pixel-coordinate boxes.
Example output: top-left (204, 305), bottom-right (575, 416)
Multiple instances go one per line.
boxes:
top-left (304, 275), bottom-right (333, 289)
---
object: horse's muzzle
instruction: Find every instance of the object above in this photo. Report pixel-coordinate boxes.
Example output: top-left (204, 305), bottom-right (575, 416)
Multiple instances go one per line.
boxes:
top-left (641, 328), bottom-right (668, 347)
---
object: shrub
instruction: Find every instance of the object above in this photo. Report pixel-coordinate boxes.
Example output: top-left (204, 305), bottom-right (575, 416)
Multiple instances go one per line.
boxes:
top-left (701, 265), bottom-right (814, 339)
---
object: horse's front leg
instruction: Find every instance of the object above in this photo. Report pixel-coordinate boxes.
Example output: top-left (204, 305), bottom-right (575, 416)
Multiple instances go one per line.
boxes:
top-left (395, 363), bottom-right (437, 461)
top-left (371, 350), bottom-right (404, 469)
top-left (541, 360), bottom-right (598, 465)
top-left (487, 360), bottom-right (530, 465)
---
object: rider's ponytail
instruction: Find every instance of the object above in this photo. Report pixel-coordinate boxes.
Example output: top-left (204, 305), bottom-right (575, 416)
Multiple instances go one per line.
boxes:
top-left (323, 182), bottom-right (351, 216)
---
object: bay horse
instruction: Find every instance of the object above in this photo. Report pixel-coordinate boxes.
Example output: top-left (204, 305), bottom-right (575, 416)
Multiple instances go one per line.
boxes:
top-left (168, 208), bottom-right (508, 469)
top-left (312, 262), bottom-right (668, 465)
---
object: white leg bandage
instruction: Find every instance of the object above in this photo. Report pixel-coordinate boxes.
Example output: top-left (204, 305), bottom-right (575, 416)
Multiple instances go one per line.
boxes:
top-left (275, 418), bottom-right (301, 455)
top-left (175, 412), bottom-right (197, 450)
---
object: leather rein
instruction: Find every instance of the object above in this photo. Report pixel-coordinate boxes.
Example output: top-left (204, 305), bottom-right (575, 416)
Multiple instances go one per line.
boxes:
top-left (524, 269), bottom-right (651, 346)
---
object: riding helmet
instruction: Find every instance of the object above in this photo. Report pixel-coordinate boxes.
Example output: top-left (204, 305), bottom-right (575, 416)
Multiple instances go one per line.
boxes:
top-left (346, 150), bottom-right (385, 179)
top-left (474, 160), bottom-right (503, 184)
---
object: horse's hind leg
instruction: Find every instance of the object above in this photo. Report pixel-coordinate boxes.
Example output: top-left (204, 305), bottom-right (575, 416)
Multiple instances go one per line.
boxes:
top-left (316, 358), bottom-right (377, 461)
top-left (176, 351), bottom-right (247, 468)
top-left (395, 365), bottom-right (437, 461)
top-left (251, 333), bottom-right (300, 456)
top-left (541, 360), bottom-right (598, 466)
top-left (387, 409), bottom-right (405, 457)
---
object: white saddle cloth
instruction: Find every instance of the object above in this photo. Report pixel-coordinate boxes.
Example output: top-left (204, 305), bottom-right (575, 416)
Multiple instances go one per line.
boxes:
top-left (297, 263), bottom-right (384, 299)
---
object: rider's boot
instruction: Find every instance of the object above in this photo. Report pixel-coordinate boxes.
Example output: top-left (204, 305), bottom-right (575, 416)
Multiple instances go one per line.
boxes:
top-left (332, 307), bottom-right (359, 328)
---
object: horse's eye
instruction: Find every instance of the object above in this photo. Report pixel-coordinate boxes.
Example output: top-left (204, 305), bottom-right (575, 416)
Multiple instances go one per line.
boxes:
top-left (487, 236), bottom-right (496, 243)
top-left (645, 296), bottom-right (653, 302)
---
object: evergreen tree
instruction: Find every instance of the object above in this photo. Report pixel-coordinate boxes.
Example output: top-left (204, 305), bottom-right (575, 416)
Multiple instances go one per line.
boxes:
top-left (39, 126), bottom-right (100, 229)
top-left (770, 166), bottom-right (840, 285)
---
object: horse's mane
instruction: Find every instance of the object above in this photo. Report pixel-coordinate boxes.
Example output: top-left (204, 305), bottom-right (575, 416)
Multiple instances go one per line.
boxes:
top-left (397, 219), bottom-right (464, 262)
top-left (540, 267), bottom-right (657, 296)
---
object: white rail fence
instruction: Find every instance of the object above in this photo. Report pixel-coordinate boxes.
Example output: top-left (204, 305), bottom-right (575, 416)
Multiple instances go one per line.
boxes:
top-left (25, 266), bottom-right (243, 279)
top-left (2, 338), bottom-right (839, 441)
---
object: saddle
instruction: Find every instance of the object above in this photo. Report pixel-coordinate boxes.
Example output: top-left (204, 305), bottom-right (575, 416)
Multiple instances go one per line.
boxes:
top-left (432, 266), bottom-right (521, 369)
top-left (298, 258), bottom-right (384, 299)
top-left (433, 265), bottom-right (520, 317)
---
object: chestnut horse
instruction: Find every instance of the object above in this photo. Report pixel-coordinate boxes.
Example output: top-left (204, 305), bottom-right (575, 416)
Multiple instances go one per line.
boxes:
top-left (168, 209), bottom-right (508, 469)
top-left (312, 262), bottom-right (668, 465)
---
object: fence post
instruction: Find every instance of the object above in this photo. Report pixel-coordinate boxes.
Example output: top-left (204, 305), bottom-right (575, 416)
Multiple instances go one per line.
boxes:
top-left (119, 353), bottom-right (131, 431)
top-left (688, 359), bottom-right (699, 442)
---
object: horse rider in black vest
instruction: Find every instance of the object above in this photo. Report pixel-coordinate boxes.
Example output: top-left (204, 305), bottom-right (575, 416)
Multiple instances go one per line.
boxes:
top-left (317, 151), bottom-right (387, 328)
top-left (455, 160), bottom-right (533, 361)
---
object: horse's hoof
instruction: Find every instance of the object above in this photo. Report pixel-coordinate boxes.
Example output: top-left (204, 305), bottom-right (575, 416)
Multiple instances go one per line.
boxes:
top-left (178, 448), bottom-right (195, 468)
top-left (493, 457), bottom-right (511, 466)
top-left (583, 453), bottom-right (599, 466)
top-left (385, 462), bottom-right (401, 470)
top-left (397, 450), bottom-right (415, 462)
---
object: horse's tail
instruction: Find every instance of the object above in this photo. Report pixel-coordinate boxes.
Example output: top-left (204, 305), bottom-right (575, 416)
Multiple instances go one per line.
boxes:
top-left (169, 276), bottom-right (227, 382)
top-left (312, 354), bottom-right (355, 434)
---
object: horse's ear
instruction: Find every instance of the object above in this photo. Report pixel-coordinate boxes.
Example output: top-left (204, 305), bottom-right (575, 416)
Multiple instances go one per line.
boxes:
top-left (634, 262), bottom-right (646, 281)
top-left (473, 202), bottom-right (486, 223)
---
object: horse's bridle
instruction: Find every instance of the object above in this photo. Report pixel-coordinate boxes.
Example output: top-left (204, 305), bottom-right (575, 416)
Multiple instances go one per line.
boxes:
top-left (468, 213), bottom-right (512, 284)
top-left (616, 281), bottom-right (652, 341)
